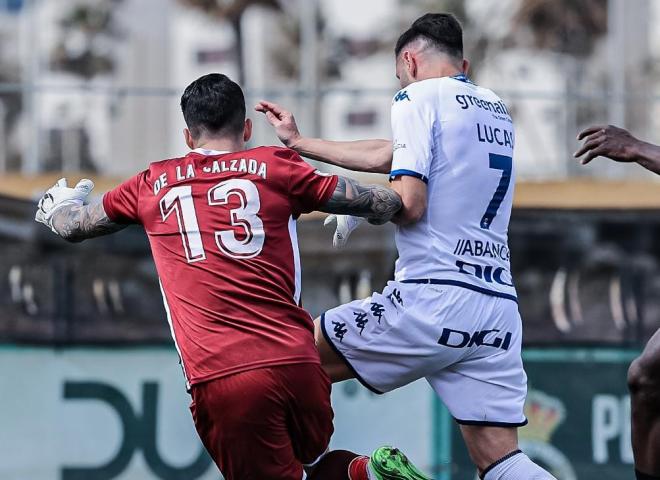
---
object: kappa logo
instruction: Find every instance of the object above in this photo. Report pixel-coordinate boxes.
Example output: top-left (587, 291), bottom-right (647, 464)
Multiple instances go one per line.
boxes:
top-left (353, 311), bottom-right (369, 335)
top-left (393, 90), bottom-right (411, 103)
top-left (370, 302), bottom-right (385, 323)
top-left (332, 321), bottom-right (348, 342)
top-left (388, 289), bottom-right (404, 307)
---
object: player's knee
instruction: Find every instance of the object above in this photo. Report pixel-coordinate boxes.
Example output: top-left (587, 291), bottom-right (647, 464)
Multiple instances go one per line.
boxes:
top-left (317, 346), bottom-right (353, 382)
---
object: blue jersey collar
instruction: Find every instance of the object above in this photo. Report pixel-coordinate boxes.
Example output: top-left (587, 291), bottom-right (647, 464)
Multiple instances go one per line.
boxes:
top-left (451, 73), bottom-right (474, 84)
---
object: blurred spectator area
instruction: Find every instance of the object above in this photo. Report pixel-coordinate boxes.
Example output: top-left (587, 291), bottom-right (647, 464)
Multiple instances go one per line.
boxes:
top-left (1, 0), bottom-right (660, 181)
top-left (4, 0), bottom-right (660, 347)
top-left (3, 182), bottom-right (660, 347)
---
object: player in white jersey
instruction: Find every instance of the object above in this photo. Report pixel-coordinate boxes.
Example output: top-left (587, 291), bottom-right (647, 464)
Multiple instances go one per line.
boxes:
top-left (258, 13), bottom-right (555, 480)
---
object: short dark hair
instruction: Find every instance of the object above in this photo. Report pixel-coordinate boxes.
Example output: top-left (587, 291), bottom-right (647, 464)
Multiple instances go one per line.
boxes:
top-left (180, 73), bottom-right (246, 139)
top-left (395, 13), bottom-right (463, 59)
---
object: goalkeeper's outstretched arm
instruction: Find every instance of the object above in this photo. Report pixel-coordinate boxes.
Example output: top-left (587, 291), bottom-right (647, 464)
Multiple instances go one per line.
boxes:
top-left (49, 200), bottom-right (127, 243)
top-left (35, 178), bottom-right (127, 242)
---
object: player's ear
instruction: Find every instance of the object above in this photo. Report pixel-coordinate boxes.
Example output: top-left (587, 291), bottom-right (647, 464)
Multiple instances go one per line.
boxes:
top-left (184, 128), bottom-right (195, 149)
top-left (404, 51), bottom-right (417, 80)
top-left (462, 58), bottom-right (470, 76)
top-left (243, 118), bottom-right (253, 142)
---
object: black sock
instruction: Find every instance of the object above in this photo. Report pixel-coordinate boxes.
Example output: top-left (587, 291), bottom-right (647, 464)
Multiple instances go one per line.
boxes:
top-left (636, 469), bottom-right (660, 480)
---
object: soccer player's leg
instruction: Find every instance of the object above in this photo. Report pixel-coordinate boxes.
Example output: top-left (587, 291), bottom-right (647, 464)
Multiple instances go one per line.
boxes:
top-left (427, 288), bottom-right (556, 479)
top-left (627, 328), bottom-right (660, 479)
top-left (307, 448), bottom-right (432, 480)
top-left (313, 282), bottom-right (440, 479)
top-left (286, 363), bottom-right (430, 480)
top-left (316, 282), bottom-right (432, 395)
top-left (459, 426), bottom-right (556, 479)
top-left (314, 315), bottom-right (355, 382)
top-left (189, 366), bottom-right (308, 480)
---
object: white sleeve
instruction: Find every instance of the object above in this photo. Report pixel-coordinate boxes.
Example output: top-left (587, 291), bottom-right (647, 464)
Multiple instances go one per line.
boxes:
top-left (389, 83), bottom-right (437, 184)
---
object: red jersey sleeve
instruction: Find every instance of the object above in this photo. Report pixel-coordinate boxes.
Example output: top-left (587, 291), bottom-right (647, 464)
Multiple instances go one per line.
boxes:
top-left (282, 150), bottom-right (338, 216)
top-left (102, 171), bottom-right (146, 224)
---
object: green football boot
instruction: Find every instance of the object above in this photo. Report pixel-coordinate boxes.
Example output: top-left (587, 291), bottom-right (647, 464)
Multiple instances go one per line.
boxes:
top-left (369, 446), bottom-right (433, 480)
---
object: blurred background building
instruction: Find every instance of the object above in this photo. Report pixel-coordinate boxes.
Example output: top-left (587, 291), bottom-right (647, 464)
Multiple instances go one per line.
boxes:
top-left (2, 0), bottom-right (659, 180)
top-left (1, 1), bottom-right (659, 479)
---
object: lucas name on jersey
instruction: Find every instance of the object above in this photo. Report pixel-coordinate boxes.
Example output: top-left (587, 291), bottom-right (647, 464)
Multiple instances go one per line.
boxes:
top-left (152, 158), bottom-right (268, 195)
top-left (476, 123), bottom-right (514, 149)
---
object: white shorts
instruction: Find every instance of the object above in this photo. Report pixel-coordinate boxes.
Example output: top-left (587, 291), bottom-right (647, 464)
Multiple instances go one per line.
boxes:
top-left (321, 281), bottom-right (528, 426)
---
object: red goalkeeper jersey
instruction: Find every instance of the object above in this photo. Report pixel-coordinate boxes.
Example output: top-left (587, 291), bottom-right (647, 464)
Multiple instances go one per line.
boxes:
top-left (103, 147), bottom-right (338, 388)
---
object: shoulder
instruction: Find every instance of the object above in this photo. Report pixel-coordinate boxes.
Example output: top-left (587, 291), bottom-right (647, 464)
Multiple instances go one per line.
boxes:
top-left (145, 156), bottom-right (187, 175)
top-left (392, 78), bottom-right (443, 104)
top-left (391, 79), bottom-right (442, 119)
top-left (474, 83), bottom-right (503, 101)
top-left (241, 147), bottom-right (308, 184)
top-left (149, 155), bottom-right (188, 167)
top-left (119, 156), bottom-right (187, 190)
top-left (244, 146), bottom-right (300, 161)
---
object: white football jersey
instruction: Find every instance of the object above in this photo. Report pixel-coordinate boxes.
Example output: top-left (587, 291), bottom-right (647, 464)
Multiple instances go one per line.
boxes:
top-left (390, 74), bottom-right (517, 301)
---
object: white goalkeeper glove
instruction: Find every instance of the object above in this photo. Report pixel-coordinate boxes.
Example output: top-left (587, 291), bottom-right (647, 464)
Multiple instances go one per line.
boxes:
top-left (323, 214), bottom-right (366, 248)
top-left (35, 178), bottom-right (95, 233)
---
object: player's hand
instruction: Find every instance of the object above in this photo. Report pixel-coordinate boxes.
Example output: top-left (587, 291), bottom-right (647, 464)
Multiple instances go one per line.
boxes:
top-left (574, 125), bottom-right (640, 165)
top-left (324, 214), bottom-right (366, 248)
top-left (255, 100), bottom-right (302, 149)
top-left (35, 178), bottom-right (94, 232)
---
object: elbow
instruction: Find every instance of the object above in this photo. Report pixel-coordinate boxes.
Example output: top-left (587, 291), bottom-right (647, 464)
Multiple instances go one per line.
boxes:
top-left (367, 145), bottom-right (393, 174)
top-left (364, 158), bottom-right (390, 174)
top-left (369, 156), bottom-right (391, 174)
top-left (373, 163), bottom-right (392, 174)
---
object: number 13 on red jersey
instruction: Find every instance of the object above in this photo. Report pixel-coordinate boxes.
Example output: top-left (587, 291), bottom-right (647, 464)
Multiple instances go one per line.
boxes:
top-left (159, 179), bottom-right (265, 263)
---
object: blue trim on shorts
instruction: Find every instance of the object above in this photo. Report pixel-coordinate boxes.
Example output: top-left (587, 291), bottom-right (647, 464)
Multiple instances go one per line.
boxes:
top-left (320, 313), bottom-right (384, 395)
top-left (454, 418), bottom-right (528, 427)
top-left (389, 169), bottom-right (428, 184)
top-left (400, 279), bottom-right (518, 303)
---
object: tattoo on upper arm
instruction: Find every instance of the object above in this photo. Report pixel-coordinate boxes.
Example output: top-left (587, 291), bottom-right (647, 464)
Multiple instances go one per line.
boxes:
top-left (50, 201), bottom-right (127, 242)
top-left (320, 177), bottom-right (402, 224)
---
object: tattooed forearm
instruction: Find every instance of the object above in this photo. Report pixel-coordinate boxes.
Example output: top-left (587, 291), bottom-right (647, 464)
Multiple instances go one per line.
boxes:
top-left (320, 177), bottom-right (402, 225)
top-left (50, 200), bottom-right (127, 242)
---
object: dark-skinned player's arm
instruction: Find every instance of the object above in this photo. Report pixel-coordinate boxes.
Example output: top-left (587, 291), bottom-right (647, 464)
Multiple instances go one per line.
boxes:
top-left (574, 124), bottom-right (660, 175)
top-left (35, 178), bottom-right (127, 242)
top-left (255, 100), bottom-right (392, 174)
